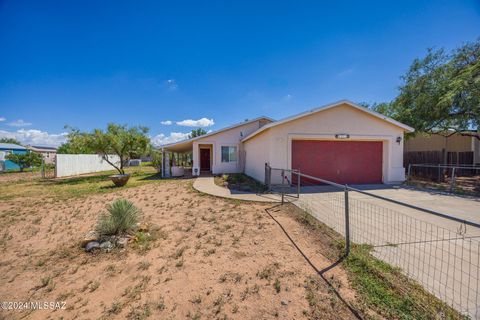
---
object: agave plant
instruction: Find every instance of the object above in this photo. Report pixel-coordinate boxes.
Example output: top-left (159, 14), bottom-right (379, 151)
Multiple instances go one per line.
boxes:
top-left (96, 199), bottom-right (141, 237)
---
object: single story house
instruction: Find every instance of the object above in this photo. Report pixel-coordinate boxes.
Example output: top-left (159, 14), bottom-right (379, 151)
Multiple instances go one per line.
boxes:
top-left (405, 132), bottom-right (480, 165)
top-left (27, 145), bottom-right (58, 164)
top-left (162, 100), bottom-right (414, 184)
top-left (0, 143), bottom-right (28, 171)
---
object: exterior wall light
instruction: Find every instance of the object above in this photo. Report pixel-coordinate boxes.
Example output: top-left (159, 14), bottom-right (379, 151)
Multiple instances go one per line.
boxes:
top-left (396, 136), bottom-right (402, 144)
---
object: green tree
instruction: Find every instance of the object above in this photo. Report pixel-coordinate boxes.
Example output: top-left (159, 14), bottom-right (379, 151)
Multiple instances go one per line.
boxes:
top-left (57, 126), bottom-right (95, 154)
top-left (88, 124), bottom-right (150, 175)
top-left (6, 152), bottom-right (42, 172)
top-left (390, 39), bottom-right (480, 139)
top-left (188, 128), bottom-right (207, 138)
top-left (151, 149), bottom-right (162, 173)
top-left (0, 138), bottom-right (22, 145)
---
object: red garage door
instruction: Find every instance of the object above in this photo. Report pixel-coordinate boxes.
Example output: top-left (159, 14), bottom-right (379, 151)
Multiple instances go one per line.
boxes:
top-left (292, 140), bottom-right (383, 184)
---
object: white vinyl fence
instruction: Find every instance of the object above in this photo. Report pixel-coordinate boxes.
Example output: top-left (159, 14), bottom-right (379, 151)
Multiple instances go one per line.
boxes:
top-left (55, 154), bottom-right (120, 178)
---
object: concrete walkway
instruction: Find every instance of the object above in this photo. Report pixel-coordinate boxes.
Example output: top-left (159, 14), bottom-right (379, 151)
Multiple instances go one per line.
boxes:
top-left (292, 185), bottom-right (480, 317)
top-left (193, 176), bottom-right (280, 202)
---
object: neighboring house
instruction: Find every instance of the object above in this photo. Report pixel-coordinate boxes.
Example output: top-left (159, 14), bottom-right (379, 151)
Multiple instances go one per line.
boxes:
top-left (162, 100), bottom-right (414, 184)
top-left (27, 145), bottom-right (58, 164)
top-left (0, 143), bottom-right (28, 171)
top-left (404, 132), bottom-right (480, 165)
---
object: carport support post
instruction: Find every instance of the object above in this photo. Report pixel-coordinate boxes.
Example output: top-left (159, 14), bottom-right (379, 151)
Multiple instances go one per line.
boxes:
top-left (344, 185), bottom-right (351, 257)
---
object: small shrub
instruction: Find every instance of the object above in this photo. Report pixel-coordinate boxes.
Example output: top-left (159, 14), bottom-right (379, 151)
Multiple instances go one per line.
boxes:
top-left (274, 279), bottom-right (281, 293)
top-left (96, 199), bottom-right (141, 237)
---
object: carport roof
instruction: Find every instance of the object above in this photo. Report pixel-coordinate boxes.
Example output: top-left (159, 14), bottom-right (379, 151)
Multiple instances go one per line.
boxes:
top-left (242, 100), bottom-right (415, 142)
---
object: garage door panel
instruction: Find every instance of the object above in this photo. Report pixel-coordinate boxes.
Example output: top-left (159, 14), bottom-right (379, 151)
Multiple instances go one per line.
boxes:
top-left (292, 140), bottom-right (383, 184)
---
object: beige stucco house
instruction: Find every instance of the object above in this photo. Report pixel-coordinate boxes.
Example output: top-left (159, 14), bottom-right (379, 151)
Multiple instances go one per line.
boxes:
top-left (162, 100), bottom-right (414, 184)
top-left (27, 145), bottom-right (58, 164)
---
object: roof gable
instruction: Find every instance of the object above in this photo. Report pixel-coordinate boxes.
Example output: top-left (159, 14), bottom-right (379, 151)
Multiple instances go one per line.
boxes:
top-left (161, 116), bottom-right (274, 148)
top-left (242, 100), bottom-right (414, 142)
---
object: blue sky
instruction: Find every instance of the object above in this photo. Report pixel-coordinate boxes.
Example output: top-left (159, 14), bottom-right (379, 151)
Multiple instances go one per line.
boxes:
top-left (0, 0), bottom-right (479, 146)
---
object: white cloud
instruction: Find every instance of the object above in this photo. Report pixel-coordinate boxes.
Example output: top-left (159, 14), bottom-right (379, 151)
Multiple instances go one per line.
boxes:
top-left (0, 117), bottom-right (5, 122)
top-left (176, 118), bottom-right (214, 127)
top-left (0, 129), bottom-right (68, 146)
top-left (160, 120), bottom-right (172, 125)
top-left (284, 94), bottom-right (293, 100)
top-left (152, 132), bottom-right (190, 146)
top-left (8, 119), bottom-right (32, 127)
top-left (337, 68), bottom-right (354, 77)
top-left (165, 79), bottom-right (178, 91)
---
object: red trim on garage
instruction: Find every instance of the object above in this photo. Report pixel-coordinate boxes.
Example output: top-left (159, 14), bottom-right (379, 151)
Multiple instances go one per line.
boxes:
top-left (292, 140), bottom-right (383, 184)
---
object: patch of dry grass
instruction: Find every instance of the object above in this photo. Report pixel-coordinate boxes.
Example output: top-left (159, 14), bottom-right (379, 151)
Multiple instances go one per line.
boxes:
top-left (0, 171), bottom-right (374, 320)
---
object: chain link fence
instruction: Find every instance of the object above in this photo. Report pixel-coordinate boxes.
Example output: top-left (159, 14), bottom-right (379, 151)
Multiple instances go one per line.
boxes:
top-left (407, 163), bottom-right (480, 194)
top-left (265, 164), bottom-right (480, 318)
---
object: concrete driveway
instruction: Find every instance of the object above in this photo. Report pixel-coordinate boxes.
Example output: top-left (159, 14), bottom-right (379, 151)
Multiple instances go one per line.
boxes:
top-left (349, 184), bottom-right (479, 221)
top-left (292, 185), bottom-right (480, 318)
top-left (348, 185), bottom-right (480, 236)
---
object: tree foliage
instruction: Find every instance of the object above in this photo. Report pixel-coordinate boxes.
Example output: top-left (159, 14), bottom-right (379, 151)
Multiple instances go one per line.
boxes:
top-left (0, 138), bottom-right (22, 145)
top-left (57, 126), bottom-right (95, 154)
top-left (375, 39), bottom-right (480, 139)
top-left (188, 128), bottom-right (207, 138)
top-left (6, 152), bottom-right (42, 171)
top-left (88, 124), bottom-right (150, 175)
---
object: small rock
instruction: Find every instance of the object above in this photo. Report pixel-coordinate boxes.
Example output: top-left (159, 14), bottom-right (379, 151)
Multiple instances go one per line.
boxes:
top-left (100, 241), bottom-right (113, 252)
top-left (81, 230), bottom-right (99, 247)
top-left (281, 300), bottom-right (288, 306)
top-left (85, 241), bottom-right (100, 252)
top-left (116, 237), bottom-right (129, 248)
top-left (136, 222), bottom-right (149, 232)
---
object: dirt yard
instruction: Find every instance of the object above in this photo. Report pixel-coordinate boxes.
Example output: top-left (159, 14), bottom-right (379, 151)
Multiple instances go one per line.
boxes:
top-left (0, 173), bottom-right (369, 320)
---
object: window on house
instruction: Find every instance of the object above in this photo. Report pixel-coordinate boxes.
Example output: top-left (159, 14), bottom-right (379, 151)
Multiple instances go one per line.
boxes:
top-left (221, 146), bottom-right (237, 162)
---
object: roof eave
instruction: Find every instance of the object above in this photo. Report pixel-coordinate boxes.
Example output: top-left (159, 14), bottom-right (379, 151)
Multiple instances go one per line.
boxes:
top-left (242, 100), bottom-right (415, 142)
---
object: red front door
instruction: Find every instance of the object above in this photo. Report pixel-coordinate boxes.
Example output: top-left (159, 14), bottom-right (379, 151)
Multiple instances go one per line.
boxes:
top-left (200, 149), bottom-right (211, 171)
top-left (292, 140), bottom-right (383, 185)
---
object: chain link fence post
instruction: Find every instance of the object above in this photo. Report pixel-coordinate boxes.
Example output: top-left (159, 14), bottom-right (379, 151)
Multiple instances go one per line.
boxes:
top-left (344, 185), bottom-right (350, 257)
top-left (450, 166), bottom-right (456, 192)
top-left (264, 163), bottom-right (272, 192)
top-left (41, 157), bottom-right (45, 179)
top-left (296, 170), bottom-right (300, 198)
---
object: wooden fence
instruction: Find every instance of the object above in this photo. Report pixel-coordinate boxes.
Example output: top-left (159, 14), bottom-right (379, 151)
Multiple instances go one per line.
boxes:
top-left (404, 151), bottom-right (475, 181)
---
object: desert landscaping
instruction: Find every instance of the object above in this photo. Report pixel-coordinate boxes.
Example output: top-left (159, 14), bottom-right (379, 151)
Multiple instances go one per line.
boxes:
top-left (0, 167), bottom-right (372, 320)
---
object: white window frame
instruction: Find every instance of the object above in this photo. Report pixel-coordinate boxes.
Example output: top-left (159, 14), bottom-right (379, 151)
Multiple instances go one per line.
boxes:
top-left (221, 146), bottom-right (237, 163)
